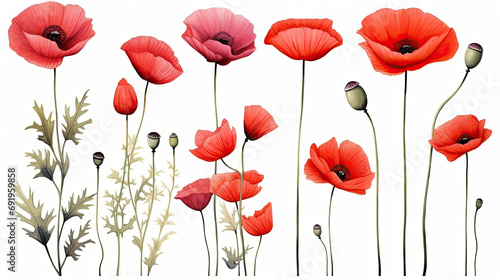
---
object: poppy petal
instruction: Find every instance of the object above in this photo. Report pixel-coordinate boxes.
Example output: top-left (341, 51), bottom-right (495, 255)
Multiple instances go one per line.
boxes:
top-left (316, 137), bottom-right (340, 169)
top-left (339, 140), bottom-right (373, 179)
top-left (304, 159), bottom-right (329, 184)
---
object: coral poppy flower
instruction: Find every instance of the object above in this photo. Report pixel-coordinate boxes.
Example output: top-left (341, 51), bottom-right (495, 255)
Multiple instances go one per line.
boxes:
top-left (175, 178), bottom-right (213, 211)
top-left (304, 137), bottom-right (375, 195)
top-left (182, 8), bottom-right (256, 65)
top-left (242, 202), bottom-right (273, 236)
top-left (357, 8), bottom-right (459, 75)
top-left (210, 170), bottom-right (263, 202)
top-left (113, 78), bottom-right (138, 115)
top-left (244, 105), bottom-right (278, 141)
top-left (121, 36), bottom-right (183, 84)
top-left (264, 19), bottom-right (343, 61)
top-left (190, 119), bottom-right (237, 162)
top-left (8, 1), bottom-right (95, 69)
top-left (429, 115), bottom-right (492, 162)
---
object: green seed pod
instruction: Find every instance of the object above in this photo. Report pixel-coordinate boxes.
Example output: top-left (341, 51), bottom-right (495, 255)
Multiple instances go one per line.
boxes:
top-left (313, 224), bottom-right (322, 237)
top-left (344, 81), bottom-right (368, 111)
top-left (476, 198), bottom-right (483, 209)
top-left (147, 132), bottom-right (161, 151)
top-left (169, 133), bottom-right (178, 148)
top-left (93, 152), bottom-right (104, 167)
top-left (465, 43), bottom-right (483, 69)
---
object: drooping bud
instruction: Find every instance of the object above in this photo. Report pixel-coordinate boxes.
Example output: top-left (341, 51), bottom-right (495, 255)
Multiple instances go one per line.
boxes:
top-left (344, 81), bottom-right (367, 111)
top-left (313, 224), bottom-right (322, 237)
top-left (93, 152), bottom-right (104, 167)
top-left (465, 43), bottom-right (483, 69)
top-left (169, 133), bottom-right (178, 148)
top-left (147, 132), bottom-right (161, 151)
top-left (476, 198), bottom-right (483, 209)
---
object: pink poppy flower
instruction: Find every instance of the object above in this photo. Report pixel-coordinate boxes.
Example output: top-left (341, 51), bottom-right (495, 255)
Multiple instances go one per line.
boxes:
top-left (182, 7), bottom-right (256, 65)
top-left (175, 178), bottom-right (213, 211)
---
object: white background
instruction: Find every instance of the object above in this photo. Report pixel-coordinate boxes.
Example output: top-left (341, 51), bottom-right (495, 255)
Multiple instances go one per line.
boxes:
top-left (1, 0), bottom-right (500, 279)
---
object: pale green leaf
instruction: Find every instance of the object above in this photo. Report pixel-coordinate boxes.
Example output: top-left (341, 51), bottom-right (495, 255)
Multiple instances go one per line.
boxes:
top-left (26, 149), bottom-right (57, 182)
top-left (62, 188), bottom-right (95, 221)
top-left (62, 90), bottom-right (92, 145)
top-left (26, 101), bottom-right (54, 147)
top-left (219, 202), bottom-right (239, 232)
top-left (64, 220), bottom-right (95, 261)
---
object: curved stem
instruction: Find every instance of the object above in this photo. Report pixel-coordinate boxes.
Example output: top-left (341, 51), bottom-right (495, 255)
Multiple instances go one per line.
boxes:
top-left (328, 187), bottom-right (335, 276)
top-left (44, 244), bottom-right (59, 275)
top-left (235, 229), bottom-right (241, 276)
top-left (465, 153), bottom-right (469, 276)
top-left (201, 211), bottom-right (211, 276)
top-left (422, 69), bottom-right (470, 276)
top-left (296, 60), bottom-right (306, 276)
top-left (254, 236), bottom-right (263, 276)
top-left (116, 229), bottom-right (121, 276)
top-left (238, 139), bottom-right (249, 275)
top-left (319, 238), bottom-right (328, 276)
top-left (53, 68), bottom-right (63, 276)
top-left (365, 110), bottom-right (381, 276)
top-left (402, 71), bottom-right (408, 276)
top-left (474, 207), bottom-right (479, 276)
top-left (96, 167), bottom-right (104, 276)
top-left (140, 150), bottom-right (156, 275)
top-left (213, 62), bottom-right (220, 276)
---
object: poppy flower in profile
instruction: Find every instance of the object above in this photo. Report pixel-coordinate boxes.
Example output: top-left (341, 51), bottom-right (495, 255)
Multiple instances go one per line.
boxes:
top-left (113, 78), bottom-right (138, 115)
top-left (242, 202), bottom-right (273, 236)
top-left (304, 137), bottom-right (375, 195)
top-left (182, 8), bottom-right (256, 65)
top-left (175, 178), bottom-right (213, 211)
top-left (210, 170), bottom-right (263, 202)
top-left (429, 115), bottom-right (492, 162)
top-left (8, 1), bottom-right (95, 69)
top-left (264, 19), bottom-right (343, 61)
top-left (357, 8), bottom-right (459, 76)
top-left (121, 36), bottom-right (183, 84)
top-left (244, 105), bottom-right (278, 141)
top-left (190, 119), bottom-right (237, 162)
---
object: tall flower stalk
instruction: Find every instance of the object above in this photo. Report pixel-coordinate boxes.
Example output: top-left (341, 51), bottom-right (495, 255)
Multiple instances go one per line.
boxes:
top-left (474, 198), bottom-right (483, 276)
top-left (93, 152), bottom-right (105, 275)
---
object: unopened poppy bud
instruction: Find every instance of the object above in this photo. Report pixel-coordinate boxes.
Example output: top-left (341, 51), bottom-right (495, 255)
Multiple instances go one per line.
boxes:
top-left (313, 224), bottom-right (322, 237)
top-left (344, 81), bottom-right (367, 111)
top-left (476, 198), bottom-right (483, 209)
top-left (147, 132), bottom-right (161, 151)
top-left (465, 43), bottom-right (483, 69)
top-left (93, 152), bottom-right (104, 167)
top-left (169, 133), bottom-right (178, 148)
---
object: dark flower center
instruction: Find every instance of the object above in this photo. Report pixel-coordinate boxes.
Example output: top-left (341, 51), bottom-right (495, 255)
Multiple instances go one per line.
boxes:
top-left (213, 31), bottom-right (234, 46)
top-left (42, 25), bottom-right (66, 46)
top-left (331, 164), bottom-right (351, 181)
top-left (393, 38), bottom-right (419, 55)
top-left (457, 134), bottom-right (473, 145)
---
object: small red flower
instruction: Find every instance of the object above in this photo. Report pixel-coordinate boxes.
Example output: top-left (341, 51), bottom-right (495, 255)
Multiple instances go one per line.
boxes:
top-left (244, 105), bottom-right (278, 141)
top-left (190, 119), bottom-right (237, 162)
top-left (357, 8), bottom-right (459, 75)
top-left (121, 36), bottom-right (183, 84)
top-left (182, 8), bottom-right (256, 65)
top-left (264, 18), bottom-right (343, 61)
top-left (210, 170), bottom-right (263, 202)
top-left (304, 137), bottom-right (375, 195)
top-left (8, 1), bottom-right (95, 69)
top-left (429, 115), bottom-right (492, 162)
top-left (113, 78), bottom-right (138, 115)
top-left (175, 178), bottom-right (213, 211)
top-left (242, 202), bottom-right (273, 236)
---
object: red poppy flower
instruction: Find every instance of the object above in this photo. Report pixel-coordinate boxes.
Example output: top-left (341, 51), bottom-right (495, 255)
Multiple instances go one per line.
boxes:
top-left (113, 78), bottom-right (138, 115)
top-left (429, 115), bottom-right (492, 162)
top-left (357, 8), bottom-right (459, 75)
top-left (210, 170), bottom-right (263, 202)
top-left (182, 8), bottom-right (256, 65)
top-left (244, 105), bottom-right (278, 141)
top-left (175, 178), bottom-right (213, 211)
top-left (121, 36), bottom-right (183, 84)
top-left (304, 137), bottom-right (375, 195)
top-left (242, 202), bottom-right (273, 236)
top-left (264, 19), bottom-right (343, 61)
top-left (190, 119), bottom-right (237, 162)
top-left (8, 1), bottom-right (95, 69)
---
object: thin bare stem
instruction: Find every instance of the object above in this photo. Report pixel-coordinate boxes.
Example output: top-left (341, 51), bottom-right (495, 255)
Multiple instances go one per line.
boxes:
top-left (201, 211), bottom-right (211, 276)
top-left (402, 70), bottom-right (408, 276)
top-left (328, 187), bottom-right (335, 276)
top-left (296, 60), bottom-right (306, 276)
top-left (254, 235), bottom-right (263, 276)
top-left (96, 167), bottom-right (104, 276)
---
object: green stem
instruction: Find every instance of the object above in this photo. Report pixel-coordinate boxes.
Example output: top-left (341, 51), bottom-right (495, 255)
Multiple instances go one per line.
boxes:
top-left (201, 211), bottom-right (211, 276)
top-left (465, 153), bottom-right (469, 276)
top-left (296, 59), bottom-right (306, 277)
top-left (96, 167), bottom-right (104, 276)
top-left (238, 139), bottom-right (248, 275)
top-left (53, 68), bottom-right (63, 276)
top-left (254, 235), bottom-right (263, 276)
top-left (328, 187), bottom-right (335, 276)
top-left (235, 229), bottom-right (241, 276)
top-left (365, 110), bottom-right (381, 276)
top-left (422, 69), bottom-right (470, 276)
top-left (402, 70), bottom-right (408, 276)
top-left (139, 150), bottom-right (156, 275)
top-left (44, 244), bottom-right (59, 275)
top-left (319, 238), bottom-right (328, 276)
top-left (474, 207), bottom-right (479, 276)
top-left (117, 228), bottom-right (121, 276)
top-left (213, 62), bottom-right (220, 276)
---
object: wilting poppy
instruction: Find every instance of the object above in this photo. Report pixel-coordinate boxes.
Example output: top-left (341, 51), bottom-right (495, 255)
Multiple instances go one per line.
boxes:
top-left (264, 18), bottom-right (343, 61)
top-left (190, 119), bottom-right (237, 162)
top-left (357, 8), bottom-right (459, 75)
top-left (121, 36), bottom-right (183, 84)
top-left (304, 137), bottom-right (375, 195)
top-left (175, 178), bottom-right (213, 211)
top-left (182, 7), bottom-right (256, 66)
top-left (211, 170), bottom-right (263, 202)
top-left (113, 78), bottom-right (138, 115)
top-left (244, 105), bottom-right (278, 141)
top-left (429, 115), bottom-right (492, 162)
top-left (242, 202), bottom-right (273, 236)
top-left (8, 1), bottom-right (95, 69)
